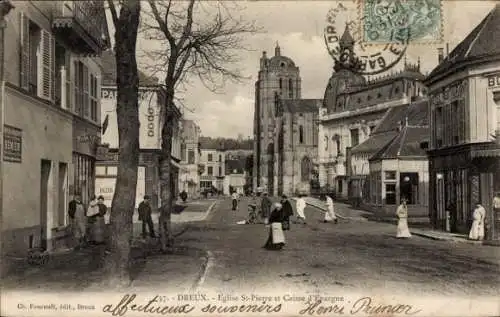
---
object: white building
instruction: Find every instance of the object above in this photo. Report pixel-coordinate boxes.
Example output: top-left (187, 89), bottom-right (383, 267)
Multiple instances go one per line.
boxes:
top-left (199, 148), bottom-right (226, 194)
top-left (96, 51), bottom-right (182, 211)
top-left (179, 120), bottom-right (201, 198)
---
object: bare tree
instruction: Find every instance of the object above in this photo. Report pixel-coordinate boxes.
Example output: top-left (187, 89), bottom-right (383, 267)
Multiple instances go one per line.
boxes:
top-left (104, 0), bottom-right (141, 287)
top-left (143, 0), bottom-right (260, 252)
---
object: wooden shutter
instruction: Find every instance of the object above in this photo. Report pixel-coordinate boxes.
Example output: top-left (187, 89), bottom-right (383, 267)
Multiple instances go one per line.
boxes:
top-left (83, 65), bottom-right (89, 118)
top-left (19, 12), bottom-right (30, 90)
top-left (39, 29), bottom-right (54, 100)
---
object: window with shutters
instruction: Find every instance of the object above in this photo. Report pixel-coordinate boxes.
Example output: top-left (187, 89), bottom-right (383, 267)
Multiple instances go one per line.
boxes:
top-left (83, 66), bottom-right (89, 118)
top-left (28, 22), bottom-right (40, 94)
top-left (54, 42), bottom-right (66, 107)
top-left (19, 14), bottom-right (55, 102)
top-left (90, 74), bottom-right (98, 121)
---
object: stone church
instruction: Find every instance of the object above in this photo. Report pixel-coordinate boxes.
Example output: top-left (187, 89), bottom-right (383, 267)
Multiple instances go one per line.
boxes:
top-left (252, 44), bottom-right (321, 196)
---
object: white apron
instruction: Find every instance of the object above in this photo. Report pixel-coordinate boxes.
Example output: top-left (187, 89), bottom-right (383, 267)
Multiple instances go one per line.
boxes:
top-left (271, 222), bottom-right (285, 244)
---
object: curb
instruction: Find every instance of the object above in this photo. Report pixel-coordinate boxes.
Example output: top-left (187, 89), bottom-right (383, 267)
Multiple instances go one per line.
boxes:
top-left (190, 250), bottom-right (214, 291)
top-left (410, 231), bottom-right (485, 245)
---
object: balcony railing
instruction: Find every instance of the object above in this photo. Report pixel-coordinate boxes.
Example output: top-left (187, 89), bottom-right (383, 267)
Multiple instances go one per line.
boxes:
top-left (52, 1), bottom-right (108, 55)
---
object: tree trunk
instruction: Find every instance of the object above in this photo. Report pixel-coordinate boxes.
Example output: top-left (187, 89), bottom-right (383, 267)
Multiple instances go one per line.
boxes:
top-left (103, 0), bottom-right (141, 287)
top-left (159, 83), bottom-right (178, 252)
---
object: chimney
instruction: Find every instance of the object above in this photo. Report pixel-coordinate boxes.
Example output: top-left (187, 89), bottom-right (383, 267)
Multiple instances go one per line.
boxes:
top-left (438, 48), bottom-right (444, 63)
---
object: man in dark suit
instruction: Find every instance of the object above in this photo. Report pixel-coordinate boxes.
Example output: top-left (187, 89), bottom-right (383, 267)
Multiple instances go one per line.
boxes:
top-left (138, 195), bottom-right (155, 238)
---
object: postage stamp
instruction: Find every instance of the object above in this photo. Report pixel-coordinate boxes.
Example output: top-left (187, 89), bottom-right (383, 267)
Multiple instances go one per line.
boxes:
top-left (324, 1), bottom-right (409, 75)
top-left (360, 0), bottom-right (444, 45)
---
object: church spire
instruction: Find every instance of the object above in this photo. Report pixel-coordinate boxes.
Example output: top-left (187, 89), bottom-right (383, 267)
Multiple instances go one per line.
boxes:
top-left (339, 23), bottom-right (355, 50)
top-left (275, 41), bottom-right (281, 56)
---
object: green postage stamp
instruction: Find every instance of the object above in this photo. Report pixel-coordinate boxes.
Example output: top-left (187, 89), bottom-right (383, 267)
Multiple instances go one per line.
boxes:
top-left (361, 0), bottom-right (443, 44)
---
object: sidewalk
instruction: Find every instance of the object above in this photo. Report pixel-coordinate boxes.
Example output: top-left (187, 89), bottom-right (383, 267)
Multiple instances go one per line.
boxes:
top-left (290, 196), bottom-right (370, 221)
top-left (292, 196), bottom-right (499, 246)
top-left (2, 199), bottom-right (219, 291)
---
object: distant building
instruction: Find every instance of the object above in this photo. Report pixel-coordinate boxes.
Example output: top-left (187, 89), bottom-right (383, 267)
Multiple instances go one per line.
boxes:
top-left (351, 100), bottom-right (430, 216)
top-left (179, 120), bottom-right (201, 198)
top-left (425, 4), bottom-right (500, 239)
top-left (253, 43), bottom-right (320, 196)
top-left (199, 148), bottom-right (226, 194)
top-left (224, 158), bottom-right (247, 194)
top-left (96, 51), bottom-right (182, 211)
top-left (318, 25), bottom-right (426, 200)
top-left (2, 1), bottom-right (109, 261)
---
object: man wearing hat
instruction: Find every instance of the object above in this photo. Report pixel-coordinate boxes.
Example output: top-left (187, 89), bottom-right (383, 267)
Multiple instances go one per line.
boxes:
top-left (138, 195), bottom-right (156, 238)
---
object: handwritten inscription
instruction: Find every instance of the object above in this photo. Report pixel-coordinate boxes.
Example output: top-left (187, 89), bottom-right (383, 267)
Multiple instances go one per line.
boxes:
top-left (101, 294), bottom-right (421, 316)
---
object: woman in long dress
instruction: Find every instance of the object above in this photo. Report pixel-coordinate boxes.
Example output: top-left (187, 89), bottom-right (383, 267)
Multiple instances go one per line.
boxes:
top-left (396, 198), bottom-right (411, 238)
top-left (263, 203), bottom-right (286, 250)
top-left (469, 204), bottom-right (486, 241)
top-left (87, 195), bottom-right (107, 244)
top-left (324, 195), bottom-right (338, 224)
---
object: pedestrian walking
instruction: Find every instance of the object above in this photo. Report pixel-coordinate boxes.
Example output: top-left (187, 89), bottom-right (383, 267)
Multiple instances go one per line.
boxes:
top-left (323, 194), bottom-right (338, 224)
top-left (295, 195), bottom-right (307, 224)
top-left (138, 195), bottom-right (156, 238)
top-left (87, 195), bottom-right (107, 245)
top-left (68, 195), bottom-right (86, 249)
top-left (280, 195), bottom-right (294, 231)
top-left (263, 203), bottom-right (286, 250)
top-left (469, 203), bottom-right (486, 241)
top-left (396, 198), bottom-right (411, 238)
top-left (261, 192), bottom-right (272, 224)
top-left (232, 191), bottom-right (239, 211)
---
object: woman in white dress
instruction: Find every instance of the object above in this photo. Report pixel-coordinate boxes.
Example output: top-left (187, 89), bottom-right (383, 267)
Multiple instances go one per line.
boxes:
top-left (396, 198), bottom-right (411, 238)
top-left (469, 204), bottom-right (486, 241)
top-left (323, 194), bottom-right (338, 224)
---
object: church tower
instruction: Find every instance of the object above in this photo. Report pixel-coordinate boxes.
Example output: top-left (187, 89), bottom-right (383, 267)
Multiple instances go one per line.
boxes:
top-left (253, 43), bottom-right (301, 193)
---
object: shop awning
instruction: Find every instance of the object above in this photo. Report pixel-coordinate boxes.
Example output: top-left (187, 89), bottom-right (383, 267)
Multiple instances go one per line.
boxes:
top-left (471, 148), bottom-right (500, 158)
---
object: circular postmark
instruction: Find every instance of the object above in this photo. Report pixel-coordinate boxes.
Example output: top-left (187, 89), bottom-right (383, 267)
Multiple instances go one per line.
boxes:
top-left (324, 1), bottom-right (409, 75)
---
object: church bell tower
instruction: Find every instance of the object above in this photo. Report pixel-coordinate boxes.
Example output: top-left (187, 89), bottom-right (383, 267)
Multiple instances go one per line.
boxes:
top-left (253, 43), bottom-right (301, 194)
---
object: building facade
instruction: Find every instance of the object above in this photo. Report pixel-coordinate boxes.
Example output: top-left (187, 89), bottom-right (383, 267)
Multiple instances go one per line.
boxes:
top-left (318, 25), bottom-right (427, 200)
top-left (252, 44), bottom-right (320, 196)
top-left (350, 100), bottom-right (430, 216)
top-left (96, 51), bottom-right (182, 212)
top-left (179, 119), bottom-right (201, 199)
top-left (426, 4), bottom-right (500, 240)
top-left (199, 148), bottom-right (226, 194)
top-left (2, 1), bottom-right (108, 258)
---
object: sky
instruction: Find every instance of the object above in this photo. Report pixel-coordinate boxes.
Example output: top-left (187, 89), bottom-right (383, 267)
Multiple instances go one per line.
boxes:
top-left (106, 0), bottom-right (498, 138)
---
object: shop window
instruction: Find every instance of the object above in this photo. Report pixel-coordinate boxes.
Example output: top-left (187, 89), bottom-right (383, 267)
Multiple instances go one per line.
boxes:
top-left (385, 184), bottom-right (396, 205)
top-left (72, 153), bottom-right (95, 205)
top-left (96, 166), bottom-right (106, 176)
top-left (107, 166), bottom-right (117, 176)
top-left (385, 171), bottom-right (396, 180)
top-left (400, 172), bottom-right (419, 204)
